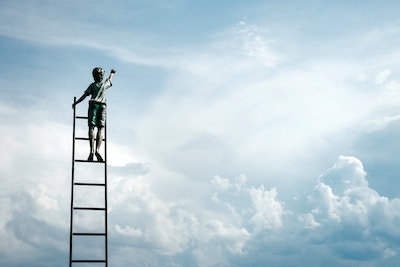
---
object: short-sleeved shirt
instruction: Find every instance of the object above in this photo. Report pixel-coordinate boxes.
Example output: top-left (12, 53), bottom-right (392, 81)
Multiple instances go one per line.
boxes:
top-left (85, 78), bottom-right (112, 104)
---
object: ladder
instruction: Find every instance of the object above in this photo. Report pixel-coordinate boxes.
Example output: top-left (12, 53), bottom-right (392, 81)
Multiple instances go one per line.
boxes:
top-left (69, 97), bottom-right (108, 266)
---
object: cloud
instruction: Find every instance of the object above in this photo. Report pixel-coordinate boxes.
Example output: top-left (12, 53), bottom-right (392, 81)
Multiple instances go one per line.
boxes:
top-left (105, 170), bottom-right (286, 265)
top-left (106, 155), bottom-right (399, 266)
top-left (1, 189), bottom-right (68, 267)
top-left (375, 69), bottom-right (392, 85)
top-left (109, 175), bottom-right (196, 256)
top-left (306, 156), bottom-right (400, 261)
top-left (2, 96), bottom-right (400, 266)
top-left (0, 2), bottom-right (174, 68)
top-left (0, 99), bottom-right (90, 265)
top-left (233, 20), bottom-right (281, 67)
top-left (364, 24), bottom-right (400, 42)
top-left (248, 186), bottom-right (284, 232)
top-left (133, 50), bottom-right (387, 190)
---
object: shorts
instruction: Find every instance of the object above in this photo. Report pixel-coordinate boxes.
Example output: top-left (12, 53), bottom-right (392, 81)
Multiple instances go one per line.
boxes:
top-left (88, 101), bottom-right (106, 127)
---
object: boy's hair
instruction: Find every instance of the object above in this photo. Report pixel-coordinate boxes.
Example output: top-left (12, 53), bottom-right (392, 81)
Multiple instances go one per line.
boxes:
top-left (92, 67), bottom-right (105, 82)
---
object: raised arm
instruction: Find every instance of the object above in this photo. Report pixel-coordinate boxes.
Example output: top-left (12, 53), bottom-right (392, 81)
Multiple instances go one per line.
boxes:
top-left (109, 69), bottom-right (116, 82)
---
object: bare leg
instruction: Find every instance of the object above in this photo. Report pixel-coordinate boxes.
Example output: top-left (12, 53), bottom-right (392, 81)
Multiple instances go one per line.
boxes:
top-left (95, 126), bottom-right (104, 162)
top-left (88, 126), bottom-right (95, 161)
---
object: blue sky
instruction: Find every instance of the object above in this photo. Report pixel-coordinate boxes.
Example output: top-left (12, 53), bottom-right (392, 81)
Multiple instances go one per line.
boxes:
top-left (2, 1), bottom-right (400, 266)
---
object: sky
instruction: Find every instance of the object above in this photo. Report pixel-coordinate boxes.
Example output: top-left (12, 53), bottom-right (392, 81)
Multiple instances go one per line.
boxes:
top-left (1, 0), bottom-right (400, 266)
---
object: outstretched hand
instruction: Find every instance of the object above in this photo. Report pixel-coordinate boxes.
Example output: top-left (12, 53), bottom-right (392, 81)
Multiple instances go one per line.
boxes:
top-left (111, 69), bottom-right (116, 74)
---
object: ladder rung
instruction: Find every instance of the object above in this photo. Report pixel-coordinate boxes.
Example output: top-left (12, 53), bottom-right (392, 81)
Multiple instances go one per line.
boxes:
top-left (75, 159), bottom-right (106, 163)
top-left (74, 207), bottom-right (106, 211)
top-left (75, 137), bottom-right (106, 141)
top-left (76, 116), bottom-right (88, 119)
top-left (73, 232), bottom-right (106, 236)
top-left (71, 260), bottom-right (106, 263)
top-left (74, 182), bottom-right (105, 186)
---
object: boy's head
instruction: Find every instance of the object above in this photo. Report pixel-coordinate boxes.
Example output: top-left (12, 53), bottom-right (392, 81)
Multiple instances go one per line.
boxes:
top-left (92, 67), bottom-right (105, 82)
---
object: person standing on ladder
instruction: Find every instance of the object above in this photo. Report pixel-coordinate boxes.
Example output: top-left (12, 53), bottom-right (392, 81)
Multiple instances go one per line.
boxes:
top-left (72, 67), bottom-right (116, 161)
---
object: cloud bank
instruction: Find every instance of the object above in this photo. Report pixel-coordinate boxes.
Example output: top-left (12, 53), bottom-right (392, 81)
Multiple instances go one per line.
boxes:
top-left (4, 150), bottom-right (399, 266)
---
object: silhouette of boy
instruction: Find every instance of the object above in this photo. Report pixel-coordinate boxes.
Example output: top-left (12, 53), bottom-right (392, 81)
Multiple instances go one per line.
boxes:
top-left (73, 67), bottom-right (116, 161)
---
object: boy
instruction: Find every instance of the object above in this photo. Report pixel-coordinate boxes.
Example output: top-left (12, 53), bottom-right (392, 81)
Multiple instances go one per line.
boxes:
top-left (72, 67), bottom-right (116, 161)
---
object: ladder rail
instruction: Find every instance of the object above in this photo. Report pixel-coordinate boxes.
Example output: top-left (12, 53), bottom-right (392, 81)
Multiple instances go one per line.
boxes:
top-left (104, 120), bottom-right (108, 267)
top-left (69, 97), bottom-right (76, 267)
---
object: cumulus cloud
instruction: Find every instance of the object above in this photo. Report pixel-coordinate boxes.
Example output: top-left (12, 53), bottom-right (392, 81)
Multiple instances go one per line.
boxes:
top-left (104, 172), bottom-right (286, 266)
top-left (305, 156), bottom-right (400, 261)
top-left (109, 175), bottom-right (196, 255)
top-left (248, 186), bottom-right (284, 232)
top-left (103, 155), bottom-right (400, 266)
top-left (1, 190), bottom-right (68, 267)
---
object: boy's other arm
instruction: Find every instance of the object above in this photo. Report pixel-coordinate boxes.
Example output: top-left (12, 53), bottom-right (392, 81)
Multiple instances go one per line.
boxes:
top-left (72, 92), bottom-right (89, 109)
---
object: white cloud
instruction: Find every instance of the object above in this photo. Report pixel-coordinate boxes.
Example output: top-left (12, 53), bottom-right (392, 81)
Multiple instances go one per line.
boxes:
top-left (306, 155), bottom-right (400, 261)
top-left (318, 156), bottom-right (369, 195)
top-left (133, 51), bottom-right (384, 191)
top-left (364, 24), bottom-right (400, 42)
top-left (115, 224), bottom-right (143, 238)
top-left (211, 175), bottom-right (233, 191)
top-left (365, 115), bottom-right (400, 132)
top-left (375, 69), bottom-right (392, 85)
top-left (248, 186), bottom-right (284, 232)
top-left (0, 2), bottom-right (176, 69)
top-left (232, 20), bottom-right (281, 67)
top-left (109, 176), bottom-right (196, 255)
top-left (106, 171), bottom-right (288, 265)
top-left (298, 213), bottom-right (320, 229)
top-left (206, 220), bottom-right (250, 254)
